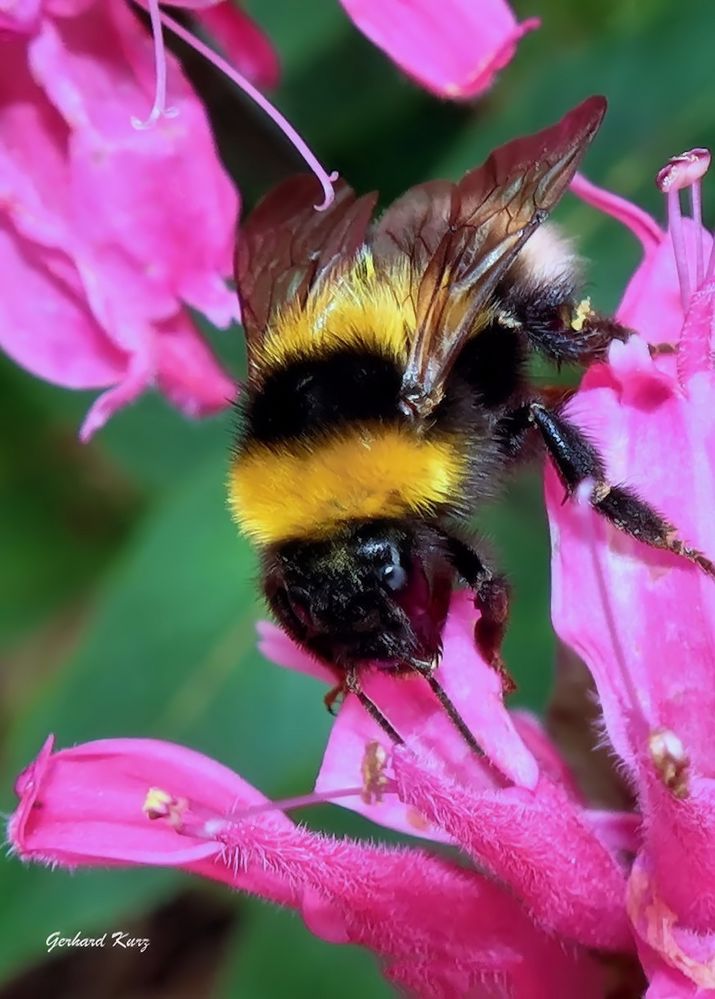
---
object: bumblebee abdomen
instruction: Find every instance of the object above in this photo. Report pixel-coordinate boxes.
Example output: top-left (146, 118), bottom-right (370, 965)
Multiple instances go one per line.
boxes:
top-left (230, 339), bottom-right (469, 547)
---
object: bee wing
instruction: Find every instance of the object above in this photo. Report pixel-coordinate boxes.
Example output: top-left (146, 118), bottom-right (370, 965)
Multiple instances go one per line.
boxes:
top-left (235, 176), bottom-right (377, 384)
top-left (373, 96), bottom-right (607, 419)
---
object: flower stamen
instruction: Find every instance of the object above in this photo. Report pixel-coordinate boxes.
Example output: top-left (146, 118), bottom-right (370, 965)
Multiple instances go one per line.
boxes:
top-left (648, 728), bottom-right (690, 799)
top-left (156, 9), bottom-right (338, 210)
top-left (143, 787), bottom-right (187, 826)
top-left (361, 740), bottom-right (391, 804)
top-left (130, 0), bottom-right (179, 129)
top-left (143, 783), bottom-right (384, 841)
top-left (656, 149), bottom-right (712, 306)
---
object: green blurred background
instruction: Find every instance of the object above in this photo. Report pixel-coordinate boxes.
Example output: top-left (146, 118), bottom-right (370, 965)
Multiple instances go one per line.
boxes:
top-left (1, 0), bottom-right (714, 994)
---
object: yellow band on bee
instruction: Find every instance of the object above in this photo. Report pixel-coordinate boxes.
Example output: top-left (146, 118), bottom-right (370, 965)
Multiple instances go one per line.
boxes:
top-left (254, 252), bottom-right (413, 374)
top-left (228, 425), bottom-right (466, 545)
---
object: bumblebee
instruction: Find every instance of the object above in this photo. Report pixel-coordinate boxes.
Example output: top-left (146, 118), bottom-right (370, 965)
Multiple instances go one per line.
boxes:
top-left (228, 97), bottom-right (711, 748)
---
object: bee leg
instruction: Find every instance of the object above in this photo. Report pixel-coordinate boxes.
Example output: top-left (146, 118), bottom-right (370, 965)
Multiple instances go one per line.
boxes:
top-left (512, 293), bottom-right (630, 366)
top-left (444, 537), bottom-right (517, 694)
top-left (407, 658), bottom-right (485, 757)
top-left (529, 402), bottom-right (715, 576)
top-left (345, 668), bottom-right (403, 744)
top-left (324, 681), bottom-right (346, 716)
top-left (522, 294), bottom-right (677, 365)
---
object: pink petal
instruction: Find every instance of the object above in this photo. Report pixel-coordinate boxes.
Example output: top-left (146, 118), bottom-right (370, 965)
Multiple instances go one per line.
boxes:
top-left (193, 3), bottom-right (281, 90)
top-left (645, 968), bottom-right (702, 999)
top-left (510, 709), bottom-right (585, 801)
top-left (45, 0), bottom-right (95, 17)
top-left (0, 40), bottom-right (82, 260)
top-left (546, 337), bottom-right (715, 958)
top-left (9, 736), bottom-right (605, 992)
top-left (305, 592), bottom-right (544, 839)
top-left (339, 0), bottom-right (538, 99)
top-left (256, 620), bottom-right (337, 685)
top-left (393, 744), bottom-right (632, 952)
top-left (618, 221), bottom-right (712, 346)
top-left (326, 591), bottom-right (538, 794)
top-left (629, 854), bottom-right (715, 991)
top-left (547, 349), bottom-right (715, 774)
top-left (29, 0), bottom-right (239, 328)
top-left (0, 0), bottom-right (41, 43)
top-left (316, 689), bottom-right (454, 844)
top-left (155, 310), bottom-right (236, 416)
top-left (10, 735), bottom-right (303, 908)
top-left (0, 3), bottom-right (240, 433)
top-left (570, 174), bottom-right (715, 351)
top-left (10, 735), bottom-right (286, 868)
top-left (262, 604), bottom-right (583, 844)
top-left (0, 218), bottom-right (126, 389)
top-left (638, 769), bottom-right (715, 936)
top-left (79, 358), bottom-right (153, 441)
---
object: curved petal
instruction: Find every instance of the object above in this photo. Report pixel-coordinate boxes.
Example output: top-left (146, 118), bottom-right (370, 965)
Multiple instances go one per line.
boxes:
top-left (393, 745), bottom-right (632, 952)
top-left (339, 0), bottom-right (538, 99)
top-left (193, 3), bottom-right (280, 90)
top-left (9, 735), bottom-right (605, 993)
top-left (28, 0), bottom-right (239, 328)
top-left (547, 346), bottom-right (715, 773)
top-left (0, 219), bottom-right (126, 389)
top-left (155, 310), bottom-right (236, 416)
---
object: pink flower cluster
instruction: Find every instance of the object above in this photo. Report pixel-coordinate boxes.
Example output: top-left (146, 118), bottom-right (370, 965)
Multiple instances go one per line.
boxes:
top-left (9, 150), bottom-right (715, 995)
top-left (0, 0), bottom-right (534, 438)
top-left (0, 0), bottom-right (255, 439)
top-left (553, 154), bottom-right (715, 997)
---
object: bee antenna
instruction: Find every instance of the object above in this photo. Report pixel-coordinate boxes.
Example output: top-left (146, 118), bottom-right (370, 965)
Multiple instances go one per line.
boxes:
top-left (409, 661), bottom-right (485, 758)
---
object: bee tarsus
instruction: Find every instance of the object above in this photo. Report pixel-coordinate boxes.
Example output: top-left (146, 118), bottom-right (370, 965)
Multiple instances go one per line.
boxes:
top-left (529, 403), bottom-right (715, 576)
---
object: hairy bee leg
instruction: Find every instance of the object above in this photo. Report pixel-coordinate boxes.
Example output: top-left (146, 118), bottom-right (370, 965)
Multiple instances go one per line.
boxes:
top-left (537, 385), bottom-right (576, 410)
top-left (529, 403), bottom-right (715, 576)
top-left (474, 578), bottom-right (517, 695)
top-left (520, 300), bottom-right (631, 366)
top-left (407, 660), bottom-right (485, 757)
top-left (444, 537), bottom-right (516, 692)
top-left (345, 669), bottom-right (403, 744)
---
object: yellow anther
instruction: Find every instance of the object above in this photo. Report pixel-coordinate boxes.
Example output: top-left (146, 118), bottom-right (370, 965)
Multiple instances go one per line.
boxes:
top-left (361, 741), bottom-right (390, 805)
top-left (142, 786), bottom-right (187, 826)
top-left (648, 728), bottom-right (689, 799)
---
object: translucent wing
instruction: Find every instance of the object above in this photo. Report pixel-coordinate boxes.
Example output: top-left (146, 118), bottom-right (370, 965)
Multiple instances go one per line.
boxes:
top-left (235, 175), bottom-right (377, 384)
top-left (372, 96), bottom-right (607, 419)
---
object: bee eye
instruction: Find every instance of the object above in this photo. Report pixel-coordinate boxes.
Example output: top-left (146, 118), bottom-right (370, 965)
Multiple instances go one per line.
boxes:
top-left (382, 562), bottom-right (408, 592)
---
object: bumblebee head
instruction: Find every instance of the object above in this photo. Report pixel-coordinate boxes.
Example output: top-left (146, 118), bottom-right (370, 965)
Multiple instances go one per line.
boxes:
top-left (263, 520), bottom-right (455, 670)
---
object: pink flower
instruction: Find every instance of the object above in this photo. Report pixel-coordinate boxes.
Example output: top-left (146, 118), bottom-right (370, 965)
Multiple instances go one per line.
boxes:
top-left (9, 734), bottom-right (607, 997)
top-left (0, 0), bottom-right (337, 439)
top-left (339, 0), bottom-right (538, 99)
top-left (260, 591), bottom-right (636, 954)
top-left (549, 155), bottom-right (715, 993)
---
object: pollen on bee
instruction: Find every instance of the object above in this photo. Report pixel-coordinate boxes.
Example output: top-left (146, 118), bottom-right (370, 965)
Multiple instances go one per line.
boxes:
top-left (571, 297), bottom-right (593, 332)
top-left (648, 728), bottom-right (689, 799)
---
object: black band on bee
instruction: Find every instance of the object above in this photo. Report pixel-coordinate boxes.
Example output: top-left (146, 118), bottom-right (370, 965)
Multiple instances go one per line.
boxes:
top-left (241, 348), bottom-right (403, 445)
